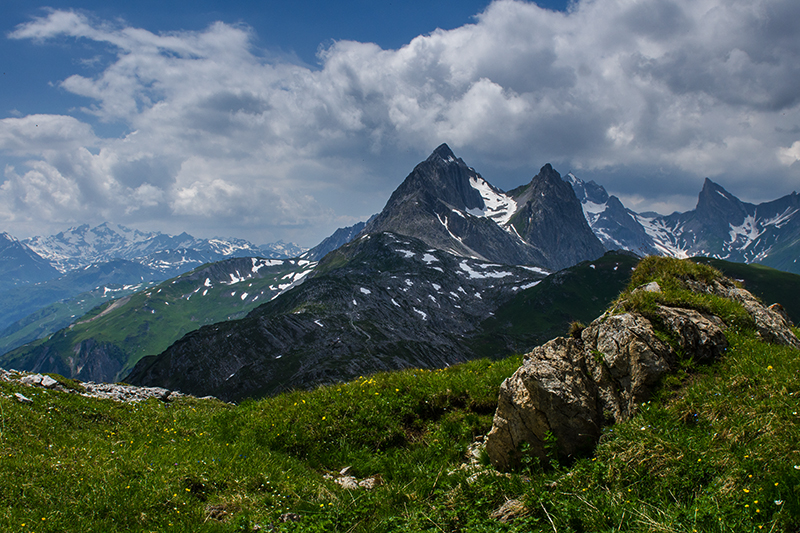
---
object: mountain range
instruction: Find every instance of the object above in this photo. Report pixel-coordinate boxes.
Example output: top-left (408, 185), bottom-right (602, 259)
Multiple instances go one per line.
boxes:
top-left (22, 222), bottom-right (306, 275)
top-left (0, 224), bottom-right (307, 352)
top-left (569, 174), bottom-right (800, 273)
top-left (2, 143), bottom-right (800, 401)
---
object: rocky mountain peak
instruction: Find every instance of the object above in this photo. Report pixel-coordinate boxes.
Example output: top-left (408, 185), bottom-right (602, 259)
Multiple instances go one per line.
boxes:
top-left (363, 147), bottom-right (608, 269)
top-left (508, 164), bottom-right (606, 270)
top-left (427, 143), bottom-right (459, 164)
top-left (695, 178), bottom-right (749, 225)
top-left (568, 173), bottom-right (610, 205)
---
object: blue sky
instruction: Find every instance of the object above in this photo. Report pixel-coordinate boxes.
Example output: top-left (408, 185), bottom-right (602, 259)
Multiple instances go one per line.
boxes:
top-left (0, 0), bottom-right (798, 246)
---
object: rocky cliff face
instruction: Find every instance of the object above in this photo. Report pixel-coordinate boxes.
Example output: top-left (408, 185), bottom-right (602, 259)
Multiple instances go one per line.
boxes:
top-left (485, 263), bottom-right (800, 469)
top-left (508, 164), bottom-right (606, 270)
top-left (363, 145), bottom-right (604, 271)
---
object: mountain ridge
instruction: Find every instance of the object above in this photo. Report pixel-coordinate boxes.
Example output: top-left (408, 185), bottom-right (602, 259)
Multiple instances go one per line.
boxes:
top-left (23, 222), bottom-right (307, 275)
top-left (362, 144), bottom-right (605, 271)
top-left (568, 173), bottom-right (800, 273)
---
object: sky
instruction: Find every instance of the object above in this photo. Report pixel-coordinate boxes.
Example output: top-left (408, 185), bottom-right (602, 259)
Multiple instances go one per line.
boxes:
top-left (0, 0), bottom-right (798, 247)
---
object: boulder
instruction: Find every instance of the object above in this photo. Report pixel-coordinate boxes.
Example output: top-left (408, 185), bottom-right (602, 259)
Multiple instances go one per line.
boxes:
top-left (485, 337), bottom-right (600, 469)
top-left (485, 279), bottom-right (796, 470)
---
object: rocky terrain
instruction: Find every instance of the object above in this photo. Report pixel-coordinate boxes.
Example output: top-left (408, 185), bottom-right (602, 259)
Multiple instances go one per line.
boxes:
top-left (125, 232), bottom-right (550, 401)
top-left (485, 257), bottom-right (800, 469)
top-left (0, 368), bottom-right (196, 404)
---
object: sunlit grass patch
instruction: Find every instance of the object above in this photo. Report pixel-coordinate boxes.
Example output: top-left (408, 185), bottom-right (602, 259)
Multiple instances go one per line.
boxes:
top-left (0, 303), bottom-right (798, 531)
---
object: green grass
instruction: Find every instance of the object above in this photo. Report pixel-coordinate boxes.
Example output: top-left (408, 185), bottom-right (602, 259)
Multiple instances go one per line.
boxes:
top-left (1, 326), bottom-right (798, 532)
top-left (1, 261), bottom-right (314, 381)
top-left (1, 256), bottom-right (799, 531)
top-left (614, 256), bottom-right (755, 332)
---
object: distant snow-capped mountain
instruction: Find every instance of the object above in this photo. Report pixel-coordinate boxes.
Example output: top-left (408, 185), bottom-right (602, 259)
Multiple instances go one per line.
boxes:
top-left (568, 174), bottom-right (800, 274)
top-left (22, 223), bottom-right (306, 274)
top-left (0, 232), bottom-right (60, 291)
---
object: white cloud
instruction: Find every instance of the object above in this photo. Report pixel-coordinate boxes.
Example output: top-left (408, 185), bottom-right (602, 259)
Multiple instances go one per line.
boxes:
top-left (779, 141), bottom-right (800, 166)
top-left (2, 0), bottom-right (799, 243)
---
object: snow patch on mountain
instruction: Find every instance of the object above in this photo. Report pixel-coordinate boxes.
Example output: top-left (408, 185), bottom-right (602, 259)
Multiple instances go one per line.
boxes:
top-left (467, 176), bottom-right (517, 225)
top-left (729, 216), bottom-right (761, 249)
top-left (635, 215), bottom-right (691, 258)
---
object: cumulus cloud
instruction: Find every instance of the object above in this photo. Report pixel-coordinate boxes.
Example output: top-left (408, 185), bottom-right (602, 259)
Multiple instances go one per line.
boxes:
top-left (1, 0), bottom-right (799, 243)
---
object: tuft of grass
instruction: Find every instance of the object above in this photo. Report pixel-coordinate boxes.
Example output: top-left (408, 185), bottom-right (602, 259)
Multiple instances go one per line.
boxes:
top-left (614, 256), bottom-right (755, 331)
top-left (568, 321), bottom-right (586, 340)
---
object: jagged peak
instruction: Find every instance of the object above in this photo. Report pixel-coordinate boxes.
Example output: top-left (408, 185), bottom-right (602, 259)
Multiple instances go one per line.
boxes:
top-left (427, 143), bottom-right (458, 164)
top-left (696, 177), bottom-right (743, 211)
top-left (533, 163), bottom-right (567, 188)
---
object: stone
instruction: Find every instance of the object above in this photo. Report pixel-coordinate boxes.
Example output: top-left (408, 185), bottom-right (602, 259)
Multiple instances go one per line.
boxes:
top-left (490, 499), bottom-right (527, 523)
top-left (40, 375), bottom-right (59, 389)
top-left (485, 276), bottom-right (798, 471)
top-left (14, 392), bottom-right (32, 403)
top-left (358, 476), bottom-right (381, 489)
top-left (324, 470), bottom-right (381, 490)
top-left (279, 513), bottom-right (301, 523)
top-left (632, 281), bottom-right (661, 293)
top-left (582, 312), bottom-right (674, 420)
top-left (485, 337), bottom-right (601, 469)
top-left (20, 374), bottom-right (43, 386)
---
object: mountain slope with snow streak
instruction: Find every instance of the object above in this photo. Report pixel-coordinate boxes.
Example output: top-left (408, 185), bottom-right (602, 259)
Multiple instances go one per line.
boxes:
top-left (362, 144), bottom-right (604, 271)
top-left (126, 232), bottom-right (549, 401)
top-left (568, 174), bottom-right (800, 273)
top-left (0, 257), bottom-right (316, 383)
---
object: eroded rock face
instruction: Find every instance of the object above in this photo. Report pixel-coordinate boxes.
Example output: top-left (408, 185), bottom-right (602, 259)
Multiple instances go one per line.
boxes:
top-left (485, 281), bottom-right (798, 470)
top-left (485, 337), bottom-right (600, 467)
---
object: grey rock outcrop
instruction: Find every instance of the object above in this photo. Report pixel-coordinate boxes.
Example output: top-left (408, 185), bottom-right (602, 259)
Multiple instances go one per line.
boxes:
top-left (485, 281), bottom-right (798, 470)
top-left (684, 277), bottom-right (800, 349)
top-left (0, 368), bottom-right (200, 403)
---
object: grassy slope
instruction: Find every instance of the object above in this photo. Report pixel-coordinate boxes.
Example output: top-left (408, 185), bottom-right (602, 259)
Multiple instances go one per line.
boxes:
top-left (0, 284), bottom-right (157, 356)
top-left (473, 251), bottom-right (639, 357)
top-left (1, 258), bottom-right (799, 532)
top-left (1, 261), bottom-right (312, 379)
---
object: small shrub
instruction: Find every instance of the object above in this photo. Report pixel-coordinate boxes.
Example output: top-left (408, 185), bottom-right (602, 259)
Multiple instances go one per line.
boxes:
top-left (569, 321), bottom-right (586, 339)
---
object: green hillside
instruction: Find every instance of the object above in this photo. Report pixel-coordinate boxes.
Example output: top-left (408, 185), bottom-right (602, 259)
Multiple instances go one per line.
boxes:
top-left (473, 251), bottom-right (640, 356)
top-left (0, 257), bottom-right (798, 531)
top-left (0, 283), bottom-right (157, 356)
top-left (0, 258), bottom-right (316, 382)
